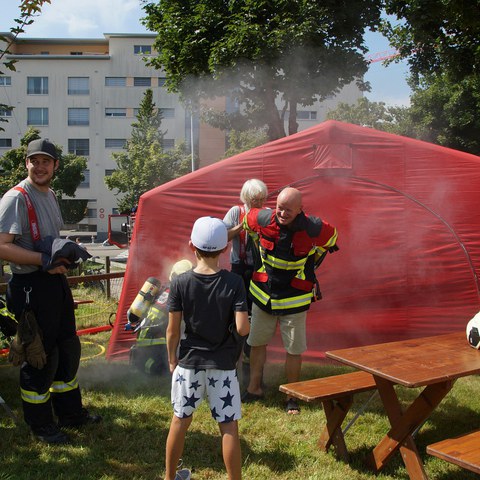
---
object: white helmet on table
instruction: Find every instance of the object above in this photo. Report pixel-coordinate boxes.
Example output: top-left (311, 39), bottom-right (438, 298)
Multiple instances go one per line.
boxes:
top-left (466, 312), bottom-right (480, 349)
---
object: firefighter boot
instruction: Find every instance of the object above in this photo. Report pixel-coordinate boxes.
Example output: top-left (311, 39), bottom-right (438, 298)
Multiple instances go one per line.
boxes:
top-left (31, 423), bottom-right (70, 444)
top-left (58, 408), bottom-right (102, 428)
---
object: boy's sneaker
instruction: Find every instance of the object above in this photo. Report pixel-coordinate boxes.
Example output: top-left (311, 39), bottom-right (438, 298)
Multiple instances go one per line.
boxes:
top-left (175, 469), bottom-right (191, 480)
top-left (31, 423), bottom-right (70, 444)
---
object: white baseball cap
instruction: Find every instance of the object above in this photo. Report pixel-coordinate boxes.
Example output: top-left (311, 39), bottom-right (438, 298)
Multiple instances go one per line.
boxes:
top-left (191, 216), bottom-right (228, 252)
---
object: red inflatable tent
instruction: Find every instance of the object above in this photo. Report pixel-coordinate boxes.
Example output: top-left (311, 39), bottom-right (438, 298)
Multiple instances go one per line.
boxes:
top-left (106, 120), bottom-right (480, 361)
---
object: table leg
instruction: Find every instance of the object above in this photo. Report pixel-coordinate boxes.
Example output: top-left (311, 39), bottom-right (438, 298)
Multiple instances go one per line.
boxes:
top-left (369, 377), bottom-right (453, 479)
top-left (319, 396), bottom-right (353, 462)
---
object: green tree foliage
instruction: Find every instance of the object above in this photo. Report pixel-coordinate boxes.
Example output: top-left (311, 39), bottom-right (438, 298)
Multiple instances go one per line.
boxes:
top-left (105, 89), bottom-right (191, 213)
top-left (383, 0), bottom-right (480, 85)
top-left (407, 75), bottom-right (480, 155)
top-left (381, 0), bottom-right (480, 154)
top-left (0, 0), bottom-right (51, 131)
top-left (223, 128), bottom-right (269, 159)
top-left (0, 128), bottom-right (88, 223)
top-left (326, 97), bottom-right (410, 134)
top-left (142, 0), bottom-right (382, 141)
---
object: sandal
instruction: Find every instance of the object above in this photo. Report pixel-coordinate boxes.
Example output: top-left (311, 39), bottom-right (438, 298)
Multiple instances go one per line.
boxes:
top-left (285, 398), bottom-right (300, 415)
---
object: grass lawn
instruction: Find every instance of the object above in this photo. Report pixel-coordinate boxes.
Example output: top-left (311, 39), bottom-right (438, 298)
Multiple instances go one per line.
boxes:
top-left (1, 331), bottom-right (479, 479)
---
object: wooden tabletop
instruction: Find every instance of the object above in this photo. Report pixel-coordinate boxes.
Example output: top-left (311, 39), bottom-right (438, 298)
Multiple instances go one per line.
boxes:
top-left (326, 331), bottom-right (480, 388)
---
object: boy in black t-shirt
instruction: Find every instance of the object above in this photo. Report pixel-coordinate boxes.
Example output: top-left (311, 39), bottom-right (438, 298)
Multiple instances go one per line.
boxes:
top-left (165, 217), bottom-right (250, 480)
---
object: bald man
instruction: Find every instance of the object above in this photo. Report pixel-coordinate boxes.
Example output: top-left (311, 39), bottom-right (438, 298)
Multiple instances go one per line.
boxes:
top-left (241, 187), bottom-right (338, 414)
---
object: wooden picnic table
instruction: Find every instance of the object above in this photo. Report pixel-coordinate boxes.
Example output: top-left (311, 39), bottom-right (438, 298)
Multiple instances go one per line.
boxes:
top-left (326, 331), bottom-right (480, 480)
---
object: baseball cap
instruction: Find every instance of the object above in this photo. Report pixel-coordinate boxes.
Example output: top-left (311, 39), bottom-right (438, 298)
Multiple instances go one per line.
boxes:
top-left (191, 216), bottom-right (228, 252)
top-left (26, 138), bottom-right (58, 160)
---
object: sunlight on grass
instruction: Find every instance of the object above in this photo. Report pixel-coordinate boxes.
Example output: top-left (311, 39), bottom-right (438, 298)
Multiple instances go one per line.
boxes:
top-left (1, 337), bottom-right (480, 479)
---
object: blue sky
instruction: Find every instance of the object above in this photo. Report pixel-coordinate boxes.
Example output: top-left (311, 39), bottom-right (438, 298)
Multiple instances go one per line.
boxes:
top-left (0, 0), bottom-right (411, 106)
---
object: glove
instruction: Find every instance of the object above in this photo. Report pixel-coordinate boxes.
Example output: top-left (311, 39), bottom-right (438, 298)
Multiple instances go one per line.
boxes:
top-left (17, 307), bottom-right (38, 344)
top-left (8, 335), bottom-right (26, 366)
top-left (25, 332), bottom-right (47, 369)
top-left (17, 307), bottom-right (47, 369)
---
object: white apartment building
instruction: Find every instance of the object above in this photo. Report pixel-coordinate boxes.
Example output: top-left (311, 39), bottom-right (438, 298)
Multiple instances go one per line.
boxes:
top-left (0, 33), bottom-right (361, 238)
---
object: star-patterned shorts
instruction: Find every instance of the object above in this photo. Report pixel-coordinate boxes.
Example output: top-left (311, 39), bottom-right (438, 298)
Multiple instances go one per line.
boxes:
top-left (171, 366), bottom-right (242, 423)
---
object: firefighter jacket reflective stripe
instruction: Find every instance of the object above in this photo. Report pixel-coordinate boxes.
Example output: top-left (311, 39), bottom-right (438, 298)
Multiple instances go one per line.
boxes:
top-left (244, 208), bottom-right (338, 315)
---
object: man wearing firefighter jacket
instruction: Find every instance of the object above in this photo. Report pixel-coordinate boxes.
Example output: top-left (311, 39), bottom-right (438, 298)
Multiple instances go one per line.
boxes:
top-left (0, 138), bottom-right (101, 444)
top-left (241, 187), bottom-right (338, 414)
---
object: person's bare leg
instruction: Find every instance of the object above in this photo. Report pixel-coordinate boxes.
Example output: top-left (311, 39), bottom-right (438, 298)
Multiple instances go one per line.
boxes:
top-left (285, 353), bottom-right (302, 414)
top-left (165, 415), bottom-right (192, 480)
top-left (219, 420), bottom-right (242, 480)
top-left (246, 345), bottom-right (266, 396)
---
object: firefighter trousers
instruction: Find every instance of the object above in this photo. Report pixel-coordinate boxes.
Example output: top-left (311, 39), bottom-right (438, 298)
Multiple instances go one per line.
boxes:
top-left (7, 271), bottom-right (83, 428)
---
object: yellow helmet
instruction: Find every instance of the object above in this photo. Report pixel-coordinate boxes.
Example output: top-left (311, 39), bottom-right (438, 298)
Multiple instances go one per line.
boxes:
top-left (169, 259), bottom-right (193, 281)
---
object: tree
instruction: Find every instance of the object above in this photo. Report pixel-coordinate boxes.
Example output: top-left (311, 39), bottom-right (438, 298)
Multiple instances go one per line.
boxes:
top-left (326, 97), bottom-right (410, 134)
top-left (383, 0), bottom-right (480, 85)
top-left (223, 128), bottom-right (269, 159)
top-left (406, 74), bottom-right (480, 155)
top-left (1, 0), bottom-right (51, 131)
top-left (0, 128), bottom-right (88, 223)
top-left (105, 89), bottom-right (191, 213)
top-left (142, 0), bottom-right (382, 141)
top-left (380, 1), bottom-right (480, 154)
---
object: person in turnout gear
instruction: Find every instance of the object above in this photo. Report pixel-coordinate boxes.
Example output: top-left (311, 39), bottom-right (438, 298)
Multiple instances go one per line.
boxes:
top-left (128, 259), bottom-right (193, 375)
top-left (0, 138), bottom-right (101, 444)
top-left (241, 187), bottom-right (338, 415)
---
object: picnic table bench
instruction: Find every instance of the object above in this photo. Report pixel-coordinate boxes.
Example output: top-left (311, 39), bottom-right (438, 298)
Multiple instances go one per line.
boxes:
top-left (426, 429), bottom-right (480, 475)
top-left (279, 371), bottom-right (377, 461)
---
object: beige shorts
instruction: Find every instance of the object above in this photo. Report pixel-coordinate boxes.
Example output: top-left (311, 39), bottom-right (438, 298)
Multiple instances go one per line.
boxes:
top-left (247, 303), bottom-right (307, 355)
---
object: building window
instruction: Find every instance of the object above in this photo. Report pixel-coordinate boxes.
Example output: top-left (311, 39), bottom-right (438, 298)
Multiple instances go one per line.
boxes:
top-left (27, 77), bottom-right (48, 95)
top-left (27, 107), bottom-right (48, 125)
top-left (162, 139), bottom-right (175, 150)
top-left (86, 208), bottom-right (97, 218)
top-left (297, 110), bottom-right (317, 120)
top-left (134, 45), bottom-right (152, 55)
top-left (0, 139), bottom-right (12, 148)
top-left (78, 169), bottom-right (90, 188)
top-left (70, 51), bottom-right (83, 55)
top-left (68, 77), bottom-right (89, 95)
top-left (105, 139), bottom-right (126, 148)
top-left (0, 108), bottom-right (12, 117)
top-left (68, 108), bottom-right (89, 126)
top-left (105, 108), bottom-right (126, 117)
top-left (112, 208), bottom-right (119, 215)
top-left (158, 77), bottom-right (166, 87)
top-left (105, 77), bottom-right (126, 87)
top-left (105, 169), bottom-right (115, 176)
top-left (0, 77), bottom-right (11, 86)
top-left (160, 108), bottom-right (175, 118)
top-left (134, 77), bottom-right (151, 87)
top-left (68, 139), bottom-right (90, 156)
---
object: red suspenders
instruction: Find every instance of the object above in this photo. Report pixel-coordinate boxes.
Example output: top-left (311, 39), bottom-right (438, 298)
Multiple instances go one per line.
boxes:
top-left (13, 186), bottom-right (42, 242)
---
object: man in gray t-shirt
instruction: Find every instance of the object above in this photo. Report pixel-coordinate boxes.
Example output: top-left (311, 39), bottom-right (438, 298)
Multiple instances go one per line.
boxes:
top-left (0, 138), bottom-right (101, 444)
